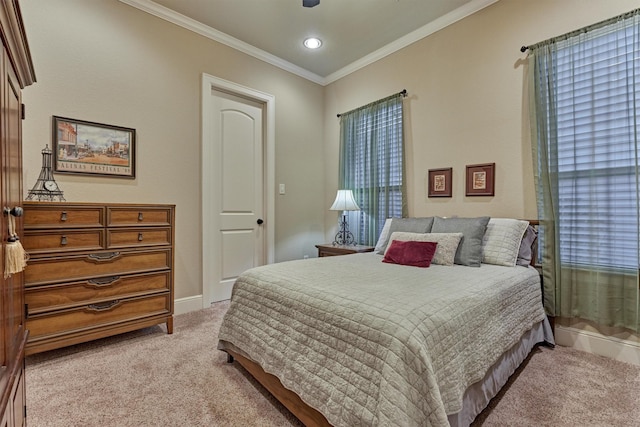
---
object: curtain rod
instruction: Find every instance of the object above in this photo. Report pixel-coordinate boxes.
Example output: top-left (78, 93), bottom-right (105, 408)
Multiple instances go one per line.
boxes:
top-left (520, 7), bottom-right (640, 53)
top-left (336, 89), bottom-right (407, 118)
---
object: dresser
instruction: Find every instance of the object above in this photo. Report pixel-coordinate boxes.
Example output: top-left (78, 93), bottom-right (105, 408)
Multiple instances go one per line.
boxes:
top-left (22, 202), bottom-right (175, 355)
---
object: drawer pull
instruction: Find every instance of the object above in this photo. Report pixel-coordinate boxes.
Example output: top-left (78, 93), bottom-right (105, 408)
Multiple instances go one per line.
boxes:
top-left (138, 233), bottom-right (143, 241)
top-left (87, 252), bottom-right (121, 262)
top-left (87, 300), bottom-right (121, 312)
top-left (61, 211), bottom-right (67, 221)
top-left (87, 276), bottom-right (121, 287)
top-left (60, 235), bottom-right (67, 245)
top-left (138, 212), bottom-right (143, 221)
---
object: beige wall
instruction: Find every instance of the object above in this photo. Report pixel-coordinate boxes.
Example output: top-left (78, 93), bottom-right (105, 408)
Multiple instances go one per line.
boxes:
top-left (323, 0), bottom-right (640, 238)
top-left (19, 0), bottom-right (640, 306)
top-left (20, 0), bottom-right (326, 301)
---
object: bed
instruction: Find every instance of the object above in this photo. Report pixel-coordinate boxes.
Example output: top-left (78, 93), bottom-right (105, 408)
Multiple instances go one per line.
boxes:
top-left (217, 217), bottom-right (554, 426)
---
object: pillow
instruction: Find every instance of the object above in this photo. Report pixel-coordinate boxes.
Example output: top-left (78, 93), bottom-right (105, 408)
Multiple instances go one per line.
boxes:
top-left (385, 231), bottom-right (463, 266)
top-left (375, 217), bottom-right (434, 254)
top-left (482, 218), bottom-right (529, 266)
top-left (382, 240), bottom-right (438, 268)
top-left (516, 225), bottom-right (538, 267)
top-left (374, 218), bottom-right (392, 254)
top-left (431, 216), bottom-right (490, 267)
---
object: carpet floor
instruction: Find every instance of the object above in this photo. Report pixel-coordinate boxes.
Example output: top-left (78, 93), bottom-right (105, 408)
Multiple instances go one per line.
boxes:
top-left (25, 302), bottom-right (640, 426)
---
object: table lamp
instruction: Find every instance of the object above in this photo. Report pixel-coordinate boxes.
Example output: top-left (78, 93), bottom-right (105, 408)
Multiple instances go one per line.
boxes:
top-left (330, 189), bottom-right (360, 245)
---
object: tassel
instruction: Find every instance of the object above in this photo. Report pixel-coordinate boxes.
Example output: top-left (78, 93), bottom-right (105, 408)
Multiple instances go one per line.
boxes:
top-left (4, 214), bottom-right (28, 278)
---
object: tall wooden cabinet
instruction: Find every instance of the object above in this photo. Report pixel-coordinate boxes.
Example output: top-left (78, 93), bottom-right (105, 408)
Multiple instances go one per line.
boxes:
top-left (0, 1), bottom-right (35, 426)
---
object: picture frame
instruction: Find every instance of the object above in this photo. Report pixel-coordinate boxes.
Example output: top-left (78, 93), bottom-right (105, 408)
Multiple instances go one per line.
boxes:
top-left (52, 116), bottom-right (136, 178)
top-left (428, 167), bottom-right (452, 198)
top-left (465, 163), bottom-right (495, 196)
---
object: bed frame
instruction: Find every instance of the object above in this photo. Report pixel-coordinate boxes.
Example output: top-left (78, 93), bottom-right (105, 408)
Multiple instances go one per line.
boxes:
top-left (224, 219), bottom-right (544, 426)
top-left (226, 349), bottom-right (330, 426)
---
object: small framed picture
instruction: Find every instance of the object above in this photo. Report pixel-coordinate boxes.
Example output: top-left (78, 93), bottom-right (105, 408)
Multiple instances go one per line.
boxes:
top-left (465, 163), bottom-right (495, 196)
top-left (53, 116), bottom-right (136, 178)
top-left (428, 167), bottom-right (452, 198)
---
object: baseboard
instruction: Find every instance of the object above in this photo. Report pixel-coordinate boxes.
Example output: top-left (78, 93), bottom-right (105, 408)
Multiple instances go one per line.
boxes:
top-left (555, 325), bottom-right (640, 366)
top-left (174, 294), bottom-right (205, 315)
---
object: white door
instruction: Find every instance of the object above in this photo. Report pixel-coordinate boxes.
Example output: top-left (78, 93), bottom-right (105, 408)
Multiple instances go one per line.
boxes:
top-left (202, 74), bottom-right (275, 306)
top-left (210, 90), bottom-right (264, 302)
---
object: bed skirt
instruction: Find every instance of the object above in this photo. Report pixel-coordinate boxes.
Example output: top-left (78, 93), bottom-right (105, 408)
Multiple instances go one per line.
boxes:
top-left (448, 317), bottom-right (555, 426)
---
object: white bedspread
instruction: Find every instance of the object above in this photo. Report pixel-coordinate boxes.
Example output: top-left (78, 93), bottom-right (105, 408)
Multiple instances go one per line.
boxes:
top-left (218, 253), bottom-right (546, 427)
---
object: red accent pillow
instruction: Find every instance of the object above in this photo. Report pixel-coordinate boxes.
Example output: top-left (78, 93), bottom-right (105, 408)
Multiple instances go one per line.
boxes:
top-left (382, 240), bottom-right (438, 268)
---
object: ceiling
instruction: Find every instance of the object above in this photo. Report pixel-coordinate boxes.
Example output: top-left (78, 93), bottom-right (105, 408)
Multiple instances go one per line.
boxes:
top-left (119, 0), bottom-right (497, 85)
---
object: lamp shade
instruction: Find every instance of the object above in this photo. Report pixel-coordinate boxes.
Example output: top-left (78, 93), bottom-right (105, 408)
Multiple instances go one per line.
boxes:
top-left (330, 189), bottom-right (360, 211)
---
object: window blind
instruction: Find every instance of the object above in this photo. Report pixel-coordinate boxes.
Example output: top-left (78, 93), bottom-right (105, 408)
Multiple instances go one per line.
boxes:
top-left (341, 96), bottom-right (404, 245)
top-left (552, 23), bottom-right (640, 270)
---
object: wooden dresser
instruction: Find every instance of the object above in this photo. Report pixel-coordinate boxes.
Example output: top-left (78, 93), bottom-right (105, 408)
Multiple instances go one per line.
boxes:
top-left (22, 202), bottom-right (175, 355)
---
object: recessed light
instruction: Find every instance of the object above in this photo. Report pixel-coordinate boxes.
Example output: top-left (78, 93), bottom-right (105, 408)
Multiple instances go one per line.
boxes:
top-left (303, 37), bottom-right (322, 49)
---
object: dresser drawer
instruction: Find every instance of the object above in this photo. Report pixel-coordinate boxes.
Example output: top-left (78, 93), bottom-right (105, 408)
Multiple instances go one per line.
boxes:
top-left (107, 206), bottom-right (173, 227)
top-left (23, 229), bottom-right (104, 253)
top-left (26, 271), bottom-right (171, 314)
top-left (23, 204), bottom-right (105, 229)
top-left (26, 293), bottom-right (171, 340)
top-left (24, 249), bottom-right (172, 286)
top-left (106, 227), bottom-right (172, 249)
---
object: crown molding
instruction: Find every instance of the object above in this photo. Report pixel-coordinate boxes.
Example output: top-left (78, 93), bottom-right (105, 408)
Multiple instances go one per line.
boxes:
top-left (118, 0), bottom-right (326, 85)
top-left (119, 0), bottom-right (498, 87)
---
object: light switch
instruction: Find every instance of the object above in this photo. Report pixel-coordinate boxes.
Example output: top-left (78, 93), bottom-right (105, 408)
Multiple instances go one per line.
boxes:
top-left (279, 184), bottom-right (285, 195)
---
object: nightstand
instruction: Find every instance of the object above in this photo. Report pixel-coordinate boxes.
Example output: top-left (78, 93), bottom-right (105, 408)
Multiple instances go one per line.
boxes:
top-left (315, 243), bottom-right (375, 257)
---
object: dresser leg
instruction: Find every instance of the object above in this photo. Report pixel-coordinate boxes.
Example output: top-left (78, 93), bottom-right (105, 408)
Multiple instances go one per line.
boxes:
top-left (166, 316), bottom-right (174, 334)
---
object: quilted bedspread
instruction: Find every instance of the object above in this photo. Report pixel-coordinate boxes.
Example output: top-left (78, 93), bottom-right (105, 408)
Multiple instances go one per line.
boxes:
top-left (217, 253), bottom-right (546, 427)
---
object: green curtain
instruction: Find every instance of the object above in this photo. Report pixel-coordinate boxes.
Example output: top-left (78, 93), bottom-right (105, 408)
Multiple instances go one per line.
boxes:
top-left (529, 9), bottom-right (640, 331)
top-left (338, 93), bottom-right (406, 245)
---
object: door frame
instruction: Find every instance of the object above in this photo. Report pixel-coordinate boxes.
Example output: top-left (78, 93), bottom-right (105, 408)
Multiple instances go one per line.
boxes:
top-left (201, 73), bottom-right (275, 307)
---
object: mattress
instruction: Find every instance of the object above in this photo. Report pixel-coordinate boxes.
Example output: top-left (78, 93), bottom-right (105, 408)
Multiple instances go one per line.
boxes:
top-left (218, 253), bottom-right (550, 426)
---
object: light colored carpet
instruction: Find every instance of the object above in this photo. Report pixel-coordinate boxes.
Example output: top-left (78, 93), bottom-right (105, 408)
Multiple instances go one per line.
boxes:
top-left (26, 302), bottom-right (640, 426)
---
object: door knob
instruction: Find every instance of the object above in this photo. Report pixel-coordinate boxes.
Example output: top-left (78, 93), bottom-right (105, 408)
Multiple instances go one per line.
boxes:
top-left (257, 218), bottom-right (264, 225)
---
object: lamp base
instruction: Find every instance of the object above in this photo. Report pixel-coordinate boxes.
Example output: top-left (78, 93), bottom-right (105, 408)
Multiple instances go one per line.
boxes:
top-left (333, 214), bottom-right (356, 246)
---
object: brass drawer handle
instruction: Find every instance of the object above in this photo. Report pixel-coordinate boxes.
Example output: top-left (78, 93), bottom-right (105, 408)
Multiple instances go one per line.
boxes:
top-left (87, 276), bottom-right (120, 287)
top-left (87, 252), bottom-right (121, 262)
top-left (87, 300), bottom-right (120, 312)
top-left (60, 235), bottom-right (67, 245)
top-left (138, 212), bottom-right (143, 221)
top-left (138, 232), bottom-right (143, 241)
top-left (61, 211), bottom-right (67, 221)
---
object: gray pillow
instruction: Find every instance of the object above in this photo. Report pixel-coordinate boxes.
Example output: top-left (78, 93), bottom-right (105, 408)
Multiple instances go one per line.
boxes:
top-left (375, 217), bottom-right (434, 254)
top-left (516, 225), bottom-right (538, 267)
top-left (431, 216), bottom-right (490, 267)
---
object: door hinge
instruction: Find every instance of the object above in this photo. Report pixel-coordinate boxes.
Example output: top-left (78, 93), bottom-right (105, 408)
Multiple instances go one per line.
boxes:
top-left (24, 405), bottom-right (26, 419)
top-left (21, 103), bottom-right (25, 120)
top-left (24, 303), bottom-right (28, 319)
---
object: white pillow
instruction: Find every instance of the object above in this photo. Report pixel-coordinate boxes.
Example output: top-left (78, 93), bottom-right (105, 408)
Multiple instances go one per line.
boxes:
top-left (385, 231), bottom-right (463, 266)
top-left (374, 218), bottom-right (392, 254)
top-left (482, 218), bottom-right (529, 266)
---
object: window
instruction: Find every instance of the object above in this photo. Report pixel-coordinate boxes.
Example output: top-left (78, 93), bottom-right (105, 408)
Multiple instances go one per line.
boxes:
top-left (549, 22), bottom-right (640, 271)
top-left (339, 94), bottom-right (405, 245)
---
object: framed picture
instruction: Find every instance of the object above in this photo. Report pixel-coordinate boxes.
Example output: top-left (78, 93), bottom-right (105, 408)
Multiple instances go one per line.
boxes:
top-left (466, 163), bottom-right (495, 196)
top-left (428, 167), bottom-right (452, 198)
top-left (52, 116), bottom-right (136, 178)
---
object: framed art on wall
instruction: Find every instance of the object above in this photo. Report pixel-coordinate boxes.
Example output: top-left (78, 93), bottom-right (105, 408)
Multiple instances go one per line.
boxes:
top-left (428, 167), bottom-right (452, 198)
top-left (465, 163), bottom-right (495, 196)
top-left (52, 116), bottom-right (136, 178)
